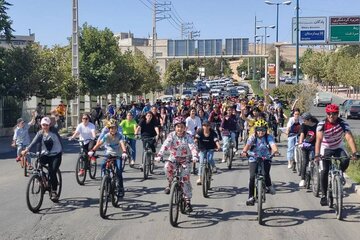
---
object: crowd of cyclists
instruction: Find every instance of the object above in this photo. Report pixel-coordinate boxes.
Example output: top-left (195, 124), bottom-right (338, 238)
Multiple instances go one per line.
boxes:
top-left (12, 89), bottom-right (359, 215)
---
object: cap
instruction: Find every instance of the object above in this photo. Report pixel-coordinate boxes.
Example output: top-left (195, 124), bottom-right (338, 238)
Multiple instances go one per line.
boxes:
top-left (17, 118), bottom-right (24, 124)
top-left (40, 117), bottom-right (51, 125)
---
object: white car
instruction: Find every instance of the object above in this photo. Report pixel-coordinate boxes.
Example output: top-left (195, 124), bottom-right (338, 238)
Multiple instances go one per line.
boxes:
top-left (159, 95), bottom-right (174, 102)
top-left (313, 92), bottom-right (332, 106)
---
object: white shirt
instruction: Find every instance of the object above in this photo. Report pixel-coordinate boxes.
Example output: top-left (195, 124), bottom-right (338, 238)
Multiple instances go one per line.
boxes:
top-left (75, 122), bottom-right (96, 144)
top-left (186, 116), bottom-right (202, 136)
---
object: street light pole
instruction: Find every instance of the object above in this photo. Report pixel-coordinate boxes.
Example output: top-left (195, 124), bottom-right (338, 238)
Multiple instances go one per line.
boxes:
top-left (296, 0), bottom-right (299, 84)
top-left (264, 1), bottom-right (292, 42)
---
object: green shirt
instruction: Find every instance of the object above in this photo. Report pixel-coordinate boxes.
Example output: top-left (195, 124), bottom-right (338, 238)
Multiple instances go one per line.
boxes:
top-left (120, 119), bottom-right (137, 139)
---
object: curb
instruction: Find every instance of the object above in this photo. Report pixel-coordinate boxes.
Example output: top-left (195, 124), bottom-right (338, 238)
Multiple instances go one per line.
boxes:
top-left (344, 173), bottom-right (360, 197)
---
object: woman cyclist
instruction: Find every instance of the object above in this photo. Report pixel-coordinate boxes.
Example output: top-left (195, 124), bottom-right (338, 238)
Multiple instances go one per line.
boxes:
top-left (69, 113), bottom-right (96, 176)
top-left (120, 112), bottom-right (137, 166)
top-left (22, 117), bottom-right (63, 200)
top-left (155, 116), bottom-right (198, 213)
top-left (220, 107), bottom-right (238, 162)
top-left (241, 119), bottom-right (279, 206)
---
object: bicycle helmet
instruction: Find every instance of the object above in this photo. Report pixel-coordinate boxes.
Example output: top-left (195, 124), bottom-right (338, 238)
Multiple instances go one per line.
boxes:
top-left (106, 118), bottom-right (118, 128)
top-left (254, 119), bottom-right (268, 128)
top-left (325, 104), bottom-right (339, 113)
top-left (302, 112), bottom-right (313, 120)
top-left (173, 116), bottom-right (186, 126)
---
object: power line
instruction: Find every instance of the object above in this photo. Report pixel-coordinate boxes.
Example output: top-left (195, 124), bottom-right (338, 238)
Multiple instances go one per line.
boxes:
top-left (138, 0), bottom-right (152, 10)
top-left (171, 2), bottom-right (185, 23)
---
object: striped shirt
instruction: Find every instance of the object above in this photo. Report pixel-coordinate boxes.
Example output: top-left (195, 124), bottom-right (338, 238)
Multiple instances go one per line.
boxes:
top-left (317, 118), bottom-right (350, 154)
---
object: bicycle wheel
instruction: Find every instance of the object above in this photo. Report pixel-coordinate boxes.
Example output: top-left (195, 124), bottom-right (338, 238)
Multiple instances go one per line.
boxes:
top-left (327, 179), bottom-right (334, 208)
top-left (227, 147), bottom-right (233, 170)
top-left (111, 178), bottom-right (119, 207)
top-left (257, 179), bottom-right (264, 225)
top-left (26, 174), bottom-right (44, 213)
top-left (297, 148), bottom-right (303, 176)
top-left (202, 166), bottom-right (209, 198)
top-left (169, 182), bottom-right (180, 227)
top-left (334, 175), bottom-right (343, 220)
top-left (149, 154), bottom-right (155, 174)
top-left (99, 176), bottom-right (111, 219)
top-left (89, 158), bottom-right (97, 179)
top-left (311, 164), bottom-right (320, 197)
top-left (75, 156), bottom-right (87, 185)
top-left (143, 152), bottom-right (150, 180)
top-left (50, 169), bottom-right (62, 203)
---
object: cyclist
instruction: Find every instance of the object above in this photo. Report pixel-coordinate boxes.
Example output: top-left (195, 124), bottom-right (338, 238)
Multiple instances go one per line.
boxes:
top-left (208, 105), bottom-right (222, 141)
top-left (119, 112), bottom-right (137, 166)
top-left (21, 117), bottom-right (63, 200)
top-left (285, 108), bottom-right (302, 169)
top-left (241, 119), bottom-right (279, 206)
top-left (89, 120), bottom-right (127, 198)
top-left (220, 107), bottom-right (238, 162)
top-left (69, 113), bottom-right (96, 176)
top-left (195, 121), bottom-right (221, 185)
top-left (90, 103), bottom-right (104, 129)
top-left (186, 108), bottom-right (202, 137)
top-left (314, 104), bottom-right (359, 206)
top-left (12, 112), bottom-right (36, 167)
top-left (136, 112), bottom-right (160, 159)
top-left (298, 112), bottom-right (318, 187)
top-left (155, 116), bottom-right (198, 213)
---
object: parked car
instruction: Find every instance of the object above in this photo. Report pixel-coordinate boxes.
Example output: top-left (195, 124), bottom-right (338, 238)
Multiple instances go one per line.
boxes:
top-left (313, 92), bottom-right (332, 107)
top-left (339, 99), bottom-right (360, 119)
top-left (159, 95), bottom-right (174, 102)
top-left (228, 88), bottom-right (239, 97)
top-left (279, 76), bottom-right (286, 82)
top-left (181, 90), bottom-right (192, 100)
top-left (285, 77), bottom-right (294, 84)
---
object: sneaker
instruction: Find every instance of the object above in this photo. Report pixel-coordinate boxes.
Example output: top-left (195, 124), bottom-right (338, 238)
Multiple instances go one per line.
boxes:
top-left (212, 166), bottom-right (217, 173)
top-left (78, 168), bottom-right (85, 176)
top-left (233, 148), bottom-right (237, 153)
top-left (185, 202), bottom-right (193, 213)
top-left (130, 160), bottom-right (135, 166)
top-left (196, 179), bottom-right (202, 185)
top-left (287, 162), bottom-right (292, 169)
top-left (320, 196), bottom-right (327, 206)
top-left (246, 197), bottom-right (255, 206)
top-left (340, 175), bottom-right (346, 185)
top-left (221, 158), bottom-right (226, 163)
top-left (164, 186), bottom-right (170, 194)
top-left (299, 180), bottom-right (305, 187)
top-left (50, 191), bottom-right (58, 201)
top-left (268, 185), bottom-right (276, 195)
top-left (117, 187), bottom-right (125, 198)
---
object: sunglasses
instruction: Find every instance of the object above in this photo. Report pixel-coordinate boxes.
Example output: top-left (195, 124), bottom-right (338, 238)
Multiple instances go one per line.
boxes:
top-left (327, 112), bottom-right (338, 116)
top-left (255, 127), bottom-right (267, 132)
top-left (82, 117), bottom-right (89, 120)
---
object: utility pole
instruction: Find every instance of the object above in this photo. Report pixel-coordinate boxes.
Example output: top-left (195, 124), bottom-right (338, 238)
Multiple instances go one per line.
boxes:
top-left (152, 0), bottom-right (171, 59)
top-left (72, 0), bottom-right (80, 127)
top-left (189, 30), bottom-right (200, 40)
top-left (181, 22), bottom-right (193, 39)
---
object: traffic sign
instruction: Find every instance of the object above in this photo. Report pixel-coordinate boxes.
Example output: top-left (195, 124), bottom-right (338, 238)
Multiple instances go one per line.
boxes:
top-left (329, 16), bottom-right (360, 43)
top-left (292, 17), bottom-right (327, 44)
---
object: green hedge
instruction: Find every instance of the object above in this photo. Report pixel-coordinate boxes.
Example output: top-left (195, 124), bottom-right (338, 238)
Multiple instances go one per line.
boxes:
top-left (346, 135), bottom-right (360, 183)
top-left (248, 80), bottom-right (264, 98)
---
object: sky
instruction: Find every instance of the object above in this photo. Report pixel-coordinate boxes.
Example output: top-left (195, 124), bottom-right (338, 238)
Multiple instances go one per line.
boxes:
top-left (6, 0), bottom-right (360, 47)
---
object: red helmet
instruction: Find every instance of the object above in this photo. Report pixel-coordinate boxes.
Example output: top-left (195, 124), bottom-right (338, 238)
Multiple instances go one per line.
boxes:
top-left (325, 104), bottom-right (339, 113)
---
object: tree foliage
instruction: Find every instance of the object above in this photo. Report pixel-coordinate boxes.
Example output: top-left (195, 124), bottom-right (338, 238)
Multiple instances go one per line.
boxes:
top-left (0, 0), bottom-right (14, 41)
top-left (164, 60), bottom-right (185, 86)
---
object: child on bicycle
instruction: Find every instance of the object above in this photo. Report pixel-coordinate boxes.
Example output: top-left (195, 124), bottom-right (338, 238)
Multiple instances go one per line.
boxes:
top-left (89, 120), bottom-right (127, 197)
top-left (12, 112), bottom-right (35, 168)
top-left (155, 116), bottom-right (198, 213)
top-left (241, 119), bottom-right (279, 206)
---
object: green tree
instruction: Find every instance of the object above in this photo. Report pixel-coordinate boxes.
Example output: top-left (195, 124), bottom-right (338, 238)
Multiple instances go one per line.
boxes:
top-left (164, 60), bottom-right (185, 86)
top-left (0, 0), bottom-right (14, 41)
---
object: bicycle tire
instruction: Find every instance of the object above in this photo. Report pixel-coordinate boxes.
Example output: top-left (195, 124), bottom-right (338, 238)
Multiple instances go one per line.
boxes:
top-left (311, 164), bottom-right (320, 197)
top-left (89, 159), bottom-right (97, 179)
top-left (26, 174), bottom-right (44, 213)
top-left (257, 179), bottom-right (263, 225)
top-left (99, 176), bottom-right (111, 219)
top-left (202, 166), bottom-right (209, 198)
top-left (149, 154), bottom-right (155, 174)
top-left (75, 156), bottom-right (87, 185)
top-left (327, 179), bottom-right (334, 208)
top-left (334, 175), bottom-right (343, 220)
top-left (169, 182), bottom-right (180, 227)
top-left (297, 148), bottom-right (303, 176)
top-left (51, 169), bottom-right (62, 203)
top-left (227, 148), bottom-right (233, 170)
top-left (111, 178), bottom-right (119, 207)
top-left (143, 152), bottom-right (150, 180)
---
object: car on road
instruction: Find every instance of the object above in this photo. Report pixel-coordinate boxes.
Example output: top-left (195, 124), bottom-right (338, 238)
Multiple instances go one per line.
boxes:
top-left (159, 95), bottom-right (174, 102)
top-left (279, 76), bottom-right (286, 82)
top-left (339, 99), bottom-right (360, 119)
top-left (313, 92), bottom-right (332, 107)
top-left (285, 77), bottom-right (294, 84)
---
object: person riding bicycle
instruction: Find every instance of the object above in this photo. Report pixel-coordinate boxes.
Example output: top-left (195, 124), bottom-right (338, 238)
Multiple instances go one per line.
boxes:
top-left (241, 119), bottom-right (279, 206)
top-left (136, 112), bottom-right (160, 160)
top-left (119, 112), bottom-right (137, 166)
top-left (298, 112), bottom-right (318, 187)
top-left (21, 117), bottom-right (63, 200)
top-left (314, 104), bottom-right (359, 206)
top-left (208, 105), bottom-right (222, 140)
top-left (12, 112), bottom-right (36, 167)
top-left (89, 120), bottom-right (127, 198)
top-left (220, 107), bottom-right (238, 162)
top-left (285, 108), bottom-right (303, 169)
top-left (186, 108), bottom-right (202, 137)
top-left (155, 116), bottom-right (198, 213)
top-left (69, 113), bottom-right (96, 176)
top-left (195, 120), bottom-right (221, 185)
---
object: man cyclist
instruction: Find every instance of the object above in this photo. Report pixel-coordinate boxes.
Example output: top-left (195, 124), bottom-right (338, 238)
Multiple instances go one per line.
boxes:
top-left (315, 104), bottom-right (359, 206)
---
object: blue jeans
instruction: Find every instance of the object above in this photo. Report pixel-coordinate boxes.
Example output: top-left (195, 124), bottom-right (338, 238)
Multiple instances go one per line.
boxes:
top-left (100, 156), bottom-right (123, 189)
top-left (287, 135), bottom-right (298, 161)
top-left (222, 131), bottom-right (236, 152)
top-left (198, 150), bottom-right (215, 176)
top-left (126, 138), bottom-right (136, 161)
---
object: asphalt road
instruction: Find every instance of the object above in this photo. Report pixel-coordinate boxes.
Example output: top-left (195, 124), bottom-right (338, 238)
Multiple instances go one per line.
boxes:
top-left (1, 135), bottom-right (360, 240)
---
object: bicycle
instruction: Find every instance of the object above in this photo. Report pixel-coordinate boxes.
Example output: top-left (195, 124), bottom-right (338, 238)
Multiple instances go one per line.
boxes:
top-left (75, 139), bottom-right (97, 185)
top-left (223, 132), bottom-right (235, 170)
top-left (247, 152), bottom-right (277, 225)
top-left (17, 144), bottom-right (32, 177)
top-left (122, 134), bottom-right (137, 171)
top-left (141, 136), bottom-right (156, 180)
top-left (163, 158), bottom-right (191, 227)
top-left (26, 152), bottom-right (62, 213)
top-left (305, 157), bottom-right (320, 197)
top-left (98, 154), bottom-right (123, 219)
top-left (294, 142), bottom-right (302, 174)
top-left (320, 156), bottom-right (350, 220)
top-left (201, 149), bottom-right (216, 198)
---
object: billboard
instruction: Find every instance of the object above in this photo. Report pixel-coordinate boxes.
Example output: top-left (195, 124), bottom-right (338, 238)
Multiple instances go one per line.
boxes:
top-left (329, 16), bottom-right (360, 43)
top-left (167, 40), bottom-right (196, 56)
top-left (225, 38), bottom-right (249, 55)
top-left (197, 39), bottom-right (222, 56)
top-left (292, 17), bottom-right (327, 44)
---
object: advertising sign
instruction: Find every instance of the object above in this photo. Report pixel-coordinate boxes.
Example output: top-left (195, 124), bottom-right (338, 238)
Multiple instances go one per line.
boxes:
top-left (292, 17), bottom-right (327, 44)
top-left (329, 16), bottom-right (360, 43)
